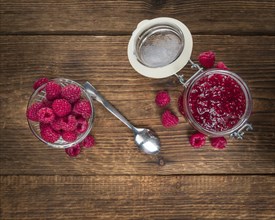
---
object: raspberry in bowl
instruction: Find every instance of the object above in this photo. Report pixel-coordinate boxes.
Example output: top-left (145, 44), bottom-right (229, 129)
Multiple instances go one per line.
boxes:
top-left (26, 78), bottom-right (94, 148)
top-left (182, 69), bottom-right (252, 137)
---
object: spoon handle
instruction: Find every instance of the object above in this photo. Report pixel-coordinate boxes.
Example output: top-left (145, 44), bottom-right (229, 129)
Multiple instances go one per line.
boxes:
top-left (84, 82), bottom-right (135, 131)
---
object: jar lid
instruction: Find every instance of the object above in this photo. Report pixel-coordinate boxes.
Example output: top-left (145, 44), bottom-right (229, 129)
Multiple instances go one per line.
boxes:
top-left (128, 17), bottom-right (193, 78)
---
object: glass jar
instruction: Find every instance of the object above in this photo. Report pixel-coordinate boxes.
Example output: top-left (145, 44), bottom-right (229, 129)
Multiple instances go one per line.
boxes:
top-left (182, 68), bottom-right (253, 138)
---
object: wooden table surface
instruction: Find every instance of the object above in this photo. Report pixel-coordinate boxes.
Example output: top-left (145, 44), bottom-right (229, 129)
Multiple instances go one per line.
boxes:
top-left (0, 1), bottom-right (274, 219)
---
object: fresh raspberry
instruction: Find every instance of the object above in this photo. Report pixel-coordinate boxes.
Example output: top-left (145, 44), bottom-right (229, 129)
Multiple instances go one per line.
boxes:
top-left (51, 115), bottom-right (77, 132)
top-left (76, 117), bottom-right (88, 134)
top-left (52, 99), bottom-right (72, 117)
top-left (26, 102), bottom-right (45, 122)
top-left (210, 137), bottom-right (227, 149)
top-left (81, 135), bottom-right (95, 148)
top-left (65, 144), bottom-right (81, 157)
top-left (39, 122), bottom-right (48, 131)
top-left (73, 99), bottom-right (92, 119)
top-left (61, 115), bottom-right (78, 131)
top-left (40, 124), bottom-right (60, 143)
top-left (45, 81), bottom-right (62, 101)
top-left (62, 131), bottom-right (78, 142)
top-left (51, 118), bottom-right (63, 131)
top-left (215, 61), bottom-right (229, 70)
top-left (42, 99), bottom-right (52, 108)
top-left (161, 110), bottom-right (179, 128)
top-left (37, 107), bottom-right (55, 123)
top-left (33, 77), bottom-right (49, 90)
top-left (61, 84), bottom-right (81, 103)
top-left (189, 132), bottom-right (206, 148)
top-left (198, 51), bottom-right (215, 68)
top-left (155, 91), bottom-right (170, 107)
top-left (177, 93), bottom-right (185, 116)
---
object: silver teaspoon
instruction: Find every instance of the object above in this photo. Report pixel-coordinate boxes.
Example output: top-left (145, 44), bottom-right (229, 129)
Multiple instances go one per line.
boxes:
top-left (84, 82), bottom-right (160, 155)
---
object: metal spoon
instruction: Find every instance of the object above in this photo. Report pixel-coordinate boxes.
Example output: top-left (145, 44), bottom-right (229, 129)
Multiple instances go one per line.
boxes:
top-left (84, 82), bottom-right (160, 155)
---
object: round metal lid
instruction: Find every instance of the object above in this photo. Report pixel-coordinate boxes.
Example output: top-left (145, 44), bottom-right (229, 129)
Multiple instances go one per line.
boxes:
top-left (128, 17), bottom-right (193, 79)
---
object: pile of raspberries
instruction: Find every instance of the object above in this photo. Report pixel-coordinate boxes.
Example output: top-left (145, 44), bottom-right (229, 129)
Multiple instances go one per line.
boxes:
top-left (155, 51), bottom-right (228, 149)
top-left (26, 78), bottom-right (95, 157)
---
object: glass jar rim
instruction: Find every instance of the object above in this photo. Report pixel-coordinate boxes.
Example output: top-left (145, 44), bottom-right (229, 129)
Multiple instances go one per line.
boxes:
top-left (183, 69), bottom-right (252, 137)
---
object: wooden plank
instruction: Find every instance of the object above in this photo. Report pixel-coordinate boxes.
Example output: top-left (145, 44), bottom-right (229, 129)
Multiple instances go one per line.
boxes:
top-left (0, 175), bottom-right (274, 219)
top-left (0, 0), bottom-right (274, 35)
top-left (0, 35), bottom-right (274, 90)
top-left (0, 35), bottom-right (275, 175)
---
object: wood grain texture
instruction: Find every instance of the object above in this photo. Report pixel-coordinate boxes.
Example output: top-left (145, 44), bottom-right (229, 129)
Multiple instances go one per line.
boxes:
top-left (1, 35), bottom-right (275, 175)
top-left (1, 175), bottom-right (274, 220)
top-left (0, 0), bottom-right (274, 35)
top-left (1, 1), bottom-right (275, 219)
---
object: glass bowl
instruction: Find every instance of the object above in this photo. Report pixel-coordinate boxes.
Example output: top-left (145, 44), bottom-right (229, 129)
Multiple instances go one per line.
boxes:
top-left (27, 78), bottom-right (95, 148)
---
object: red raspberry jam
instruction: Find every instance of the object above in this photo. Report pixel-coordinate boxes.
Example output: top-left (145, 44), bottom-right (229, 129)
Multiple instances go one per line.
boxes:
top-left (188, 72), bottom-right (246, 132)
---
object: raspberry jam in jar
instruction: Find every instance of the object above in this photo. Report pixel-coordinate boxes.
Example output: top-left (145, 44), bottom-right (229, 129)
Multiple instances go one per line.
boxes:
top-left (183, 69), bottom-right (252, 137)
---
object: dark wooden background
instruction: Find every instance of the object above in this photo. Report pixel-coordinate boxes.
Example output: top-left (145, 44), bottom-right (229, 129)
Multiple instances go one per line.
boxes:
top-left (0, 1), bottom-right (274, 219)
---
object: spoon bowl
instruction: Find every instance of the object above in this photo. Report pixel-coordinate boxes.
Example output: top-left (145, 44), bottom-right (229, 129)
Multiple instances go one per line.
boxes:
top-left (134, 128), bottom-right (160, 154)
